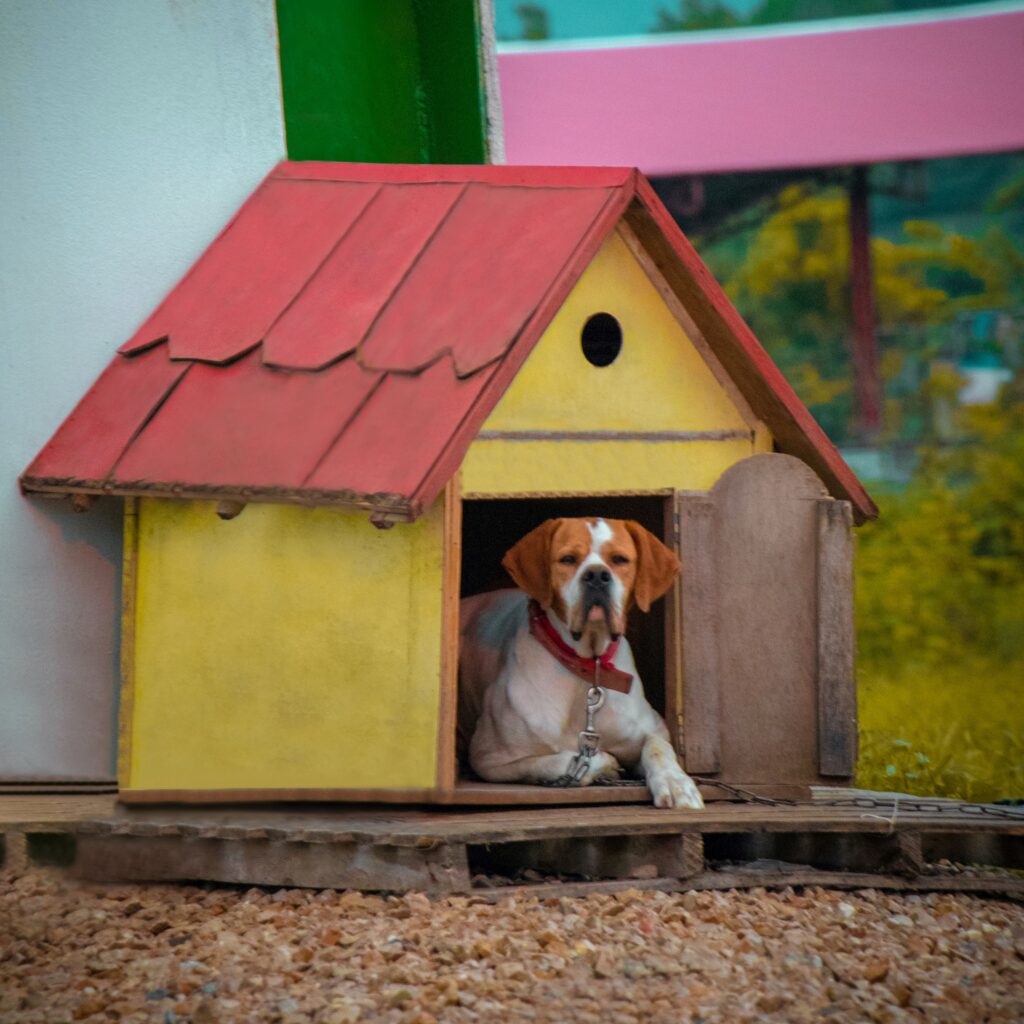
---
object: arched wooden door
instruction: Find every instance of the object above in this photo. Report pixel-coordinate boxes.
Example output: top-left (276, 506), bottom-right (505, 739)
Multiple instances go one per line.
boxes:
top-left (677, 454), bottom-right (857, 799)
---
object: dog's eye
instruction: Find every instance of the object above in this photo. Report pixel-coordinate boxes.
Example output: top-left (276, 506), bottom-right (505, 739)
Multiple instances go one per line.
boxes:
top-left (611, 554), bottom-right (631, 565)
top-left (559, 554), bottom-right (578, 565)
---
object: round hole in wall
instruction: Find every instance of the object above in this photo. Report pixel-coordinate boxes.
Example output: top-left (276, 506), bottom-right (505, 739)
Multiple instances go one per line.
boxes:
top-left (580, 312), bottom-right (622, 367)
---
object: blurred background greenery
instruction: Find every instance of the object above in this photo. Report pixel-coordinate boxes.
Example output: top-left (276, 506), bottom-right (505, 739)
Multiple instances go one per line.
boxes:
top-left (496, 2), bottom-right (1024, 800)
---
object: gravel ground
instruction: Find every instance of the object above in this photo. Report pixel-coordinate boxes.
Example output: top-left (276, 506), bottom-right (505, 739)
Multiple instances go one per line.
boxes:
top-left (2, 867), bottom-right (1022, 1023)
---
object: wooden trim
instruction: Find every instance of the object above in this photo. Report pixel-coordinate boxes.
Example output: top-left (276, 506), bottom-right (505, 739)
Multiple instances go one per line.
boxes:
top-left (615, 220), bottom-right (761, 433)
top-left (117, 497), bottom-right (140, 791)
top-left (663, 493), bottom-right (683, 753)
top-left (20, 478), bottom-right (415, 520)
top-left (816, 499), bottom-right (857, 776)
top-left (117, 783), bottom-right (653, 806)
top-left (117, 787), bottom-right (440, 806)
top-left (449, 783), bottom-right (650, 805)
top-left (272, 162), bottom-right (637, 189)
top-left (463, 488), bottom-right (675, 501)
top-left (677, 492), bottom-right (721, 774)
top-left (477, 430), bottom-right (753, 444)
top-left (474, 429), bottom-right (751, 443)
top-left (436, 474), bottom-right (462, 790)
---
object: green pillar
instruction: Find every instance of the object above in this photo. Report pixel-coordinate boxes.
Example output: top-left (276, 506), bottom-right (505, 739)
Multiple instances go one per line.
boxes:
top-left (276, 0), bottom-right (492, 164)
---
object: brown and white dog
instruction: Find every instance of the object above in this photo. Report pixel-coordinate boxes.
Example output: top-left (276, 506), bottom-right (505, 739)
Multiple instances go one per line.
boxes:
top-left (458, 517), bottom-right (704, 809)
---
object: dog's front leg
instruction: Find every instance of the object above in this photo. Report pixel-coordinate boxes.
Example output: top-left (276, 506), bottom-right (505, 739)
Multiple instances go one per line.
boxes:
top-left (641, 732), bottom-right (704, 809)
top-left (475, 750), bottom-right (622, 786)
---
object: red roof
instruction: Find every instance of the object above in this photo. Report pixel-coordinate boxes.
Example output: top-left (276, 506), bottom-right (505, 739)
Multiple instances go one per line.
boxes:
top-left (21, 162), bottom-right (876, 522)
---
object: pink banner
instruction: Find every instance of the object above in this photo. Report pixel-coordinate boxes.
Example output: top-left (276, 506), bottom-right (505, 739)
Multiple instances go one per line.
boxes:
top-left (499, 9), bottom-right (1024, 174)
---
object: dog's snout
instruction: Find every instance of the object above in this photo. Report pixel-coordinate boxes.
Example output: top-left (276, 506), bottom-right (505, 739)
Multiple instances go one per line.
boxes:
top-left (583, 566), bottom-right (612, 589)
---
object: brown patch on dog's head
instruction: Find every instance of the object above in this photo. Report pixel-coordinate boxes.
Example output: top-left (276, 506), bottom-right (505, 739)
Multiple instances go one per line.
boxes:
top-left (623, 519), bottom-right (680, 612)
top-left (502, 518), bottom-right (564, 610)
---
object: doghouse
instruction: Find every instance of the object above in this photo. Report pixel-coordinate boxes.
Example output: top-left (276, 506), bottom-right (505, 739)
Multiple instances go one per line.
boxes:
top-left (21, 162), bottom-right (876, 805)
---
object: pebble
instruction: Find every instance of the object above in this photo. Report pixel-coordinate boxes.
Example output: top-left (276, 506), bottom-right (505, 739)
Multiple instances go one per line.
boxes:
top-left (1, 868), bottom-right (1022, 1022)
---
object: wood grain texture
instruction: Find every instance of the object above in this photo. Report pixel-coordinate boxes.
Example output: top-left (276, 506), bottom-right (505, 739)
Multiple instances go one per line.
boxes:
top-left (117, 784), bottom-right (653, 807)
top-left (117, 499), bottom-right (139, 791)
top-left (712, 455), bottom-right (828, 786)
top-left (817, 498), bottom-right (858, 777)
top-left (677, 493), bottom-right (721, 773)
top-left (663, 496), bottom-right (684, 753)
top-left (6, 793), bottom-right (1021, 843)
top-left (436, 475), bottom-right (463, 790)
top-left (475, 430), bottom-right (751, 442)
top-left (74, 835), bottom-right (471, 893)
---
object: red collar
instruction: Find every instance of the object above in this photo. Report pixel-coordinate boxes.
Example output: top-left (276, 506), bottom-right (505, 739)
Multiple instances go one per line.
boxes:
top-left (527, 600), bottom-right (633, 694)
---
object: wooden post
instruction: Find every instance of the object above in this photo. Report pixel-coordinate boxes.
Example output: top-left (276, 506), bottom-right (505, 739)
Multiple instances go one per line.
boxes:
top-left (436, 475), bottom-right (463, 791)
top-left (116, 498), bottom-right (139, 791)
top-left (849, 165), bottom-right (882, 439)
top-left (816, 499), bottom-right (857, 777)
top-left (677, 492), bottom-right (720, 774)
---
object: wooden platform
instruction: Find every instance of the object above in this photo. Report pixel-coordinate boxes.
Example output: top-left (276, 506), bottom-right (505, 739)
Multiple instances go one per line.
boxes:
top-left (2, 791), bottom-right (1021, 898)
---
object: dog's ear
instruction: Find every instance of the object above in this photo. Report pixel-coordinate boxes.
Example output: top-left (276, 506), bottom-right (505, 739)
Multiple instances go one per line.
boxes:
top-left (624, 521), bottom-right (680, 612)
top-left (502, 518), bottom-right (563, 606)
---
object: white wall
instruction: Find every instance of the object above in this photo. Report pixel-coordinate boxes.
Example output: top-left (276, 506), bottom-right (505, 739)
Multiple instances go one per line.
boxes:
top-left (0, 1), bottom-right (285, 778)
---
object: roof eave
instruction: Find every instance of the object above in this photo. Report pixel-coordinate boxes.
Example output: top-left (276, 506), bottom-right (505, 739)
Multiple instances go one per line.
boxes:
top-left (18, 476), bottom-right (418, 523)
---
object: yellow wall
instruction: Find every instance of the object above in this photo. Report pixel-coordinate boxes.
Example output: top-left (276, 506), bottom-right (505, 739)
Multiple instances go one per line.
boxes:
top-left (126, 498), bottom-right (444, 791)
top-left (462, 228), bottom-right (769, 494)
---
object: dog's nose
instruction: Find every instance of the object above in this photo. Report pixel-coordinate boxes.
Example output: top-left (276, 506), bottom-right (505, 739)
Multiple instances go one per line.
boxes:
top-left (583, 566), bottom-right (612, 589)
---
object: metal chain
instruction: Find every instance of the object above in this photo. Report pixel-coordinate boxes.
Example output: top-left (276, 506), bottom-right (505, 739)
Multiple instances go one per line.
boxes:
top-left (547, 662), bottom-right (607, 787)
top-left (691, 777), bottom-right (1024, 820)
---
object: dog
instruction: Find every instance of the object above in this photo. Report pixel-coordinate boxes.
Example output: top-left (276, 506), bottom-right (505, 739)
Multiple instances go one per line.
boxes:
top-left (458, 517), bottom-right (704, 809)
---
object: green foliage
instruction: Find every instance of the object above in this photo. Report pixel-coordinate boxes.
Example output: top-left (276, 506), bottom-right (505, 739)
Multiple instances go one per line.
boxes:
top-left (654, 0), bottom-right (739, 32)
top-left (855, 391), bottom-right (1024, 799)
top-left (857, 394), bottom-right (1024, 667)
top-left (857, 660), bottom-right (1024, 803)
top-left (514, 3), bottom-right (550, 40)
top-left (706, 181), bottom-right (1024, 443)
top-left (653, 0), bottom-right (995, 34)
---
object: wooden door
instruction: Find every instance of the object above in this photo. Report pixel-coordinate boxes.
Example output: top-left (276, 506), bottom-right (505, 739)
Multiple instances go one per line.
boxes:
top-left (678, 454), bottom-right (857, 798)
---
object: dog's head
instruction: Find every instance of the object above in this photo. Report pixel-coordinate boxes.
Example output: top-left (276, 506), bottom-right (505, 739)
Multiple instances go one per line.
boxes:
top-left (502, 518), bottom-right (680, 653)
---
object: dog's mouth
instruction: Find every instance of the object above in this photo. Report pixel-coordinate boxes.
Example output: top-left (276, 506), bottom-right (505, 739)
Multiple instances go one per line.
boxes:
top-left (570, 594), bottom-right (620, 644)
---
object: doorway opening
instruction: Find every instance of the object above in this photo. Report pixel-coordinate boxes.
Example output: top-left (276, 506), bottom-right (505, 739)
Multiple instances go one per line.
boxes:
top-left (456, 493), bottom-right (677, 801)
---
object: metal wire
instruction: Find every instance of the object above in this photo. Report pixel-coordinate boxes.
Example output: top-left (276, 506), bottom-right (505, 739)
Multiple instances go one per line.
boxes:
top-left (690, 777), bottom-right (1024, 821)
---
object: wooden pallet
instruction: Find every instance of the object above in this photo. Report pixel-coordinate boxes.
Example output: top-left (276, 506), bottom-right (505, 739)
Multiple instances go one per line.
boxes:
top-left (2, 791), bottom-right (1021, 898)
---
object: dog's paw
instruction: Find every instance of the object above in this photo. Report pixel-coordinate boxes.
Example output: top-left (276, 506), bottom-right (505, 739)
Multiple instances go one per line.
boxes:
top-left (581, 751), bottom-right (622, 786)
top-left (648, 768), bottom-right (704, 809)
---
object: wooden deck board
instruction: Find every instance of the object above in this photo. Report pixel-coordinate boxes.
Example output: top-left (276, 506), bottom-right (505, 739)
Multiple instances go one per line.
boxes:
top-left (3, 793), bottom-right (1021, 842)
top-left (3, 791), bottom-right (1021, 895)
